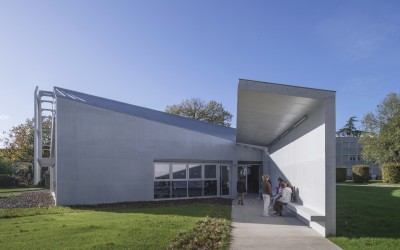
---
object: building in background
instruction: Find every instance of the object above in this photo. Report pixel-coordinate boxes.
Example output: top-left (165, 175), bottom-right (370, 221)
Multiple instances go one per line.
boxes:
top-left (336, 137), bottom-right (380, 179)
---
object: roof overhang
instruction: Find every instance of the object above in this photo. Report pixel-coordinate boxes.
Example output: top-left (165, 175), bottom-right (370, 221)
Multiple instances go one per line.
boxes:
top-left (236, 79), bottom-right (334, 147)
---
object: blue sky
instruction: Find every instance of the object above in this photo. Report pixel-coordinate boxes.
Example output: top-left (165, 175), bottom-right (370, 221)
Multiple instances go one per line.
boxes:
top-left (1, 0), bottom-right (399, 143)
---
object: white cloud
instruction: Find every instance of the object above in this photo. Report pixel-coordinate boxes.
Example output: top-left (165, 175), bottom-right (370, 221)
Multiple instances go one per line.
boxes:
top-left (0, 114), bottom-right (10, 120)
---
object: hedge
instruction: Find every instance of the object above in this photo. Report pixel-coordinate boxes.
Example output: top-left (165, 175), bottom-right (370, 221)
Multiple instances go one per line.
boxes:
top-left (382, 163), bottom-right (400, 183)
top-left (352, 165), bottom-right (369, 183)
top-left (336, 167), bottom-right (347, 182)
top-left (0, 174), bottom-right (18, 187)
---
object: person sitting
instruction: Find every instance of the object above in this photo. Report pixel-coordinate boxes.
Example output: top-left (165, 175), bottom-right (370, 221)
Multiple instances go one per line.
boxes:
top-left (273, 182), bottom-right (292, 216)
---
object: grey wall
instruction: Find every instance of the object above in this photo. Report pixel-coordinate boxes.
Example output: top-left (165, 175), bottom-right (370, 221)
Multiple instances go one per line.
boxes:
top-left (55, 97), bottom-right (262, 205)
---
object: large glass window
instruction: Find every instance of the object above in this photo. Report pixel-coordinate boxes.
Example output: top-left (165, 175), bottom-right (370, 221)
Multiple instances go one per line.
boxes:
top-left (188, 181), bottom-right (203, 197)
top-left (172, 181), bottom-right (187, 198)
top-left (172, 164), bottom-right (186, 179)
top-left (155, 163), bottom-right (170, 179)
top-left (204, 165), bottom-right (216, 179)
top-left (189, 164), bottom-right (202, 179)
top-left (154, 181), bottom-right (170, 199)
top-left (220, 165), bottom-right (230, 195)
top-left (154, 162), bottom-right (229, 199)
top-left (204, 180), bottom-right (217, 196)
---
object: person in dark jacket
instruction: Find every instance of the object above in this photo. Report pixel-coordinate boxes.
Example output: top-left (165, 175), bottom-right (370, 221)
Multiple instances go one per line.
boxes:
top-left (237, 177), bottom-right (246, 205)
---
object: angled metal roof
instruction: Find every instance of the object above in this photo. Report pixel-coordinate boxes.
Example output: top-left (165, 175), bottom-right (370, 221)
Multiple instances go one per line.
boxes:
top-left (236, 79), bottom-right (335, 147)
top-left (54, 87), bottom-right (236, 141)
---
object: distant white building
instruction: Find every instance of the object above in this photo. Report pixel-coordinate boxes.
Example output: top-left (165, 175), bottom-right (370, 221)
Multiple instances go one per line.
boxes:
top-left (336, 137), bottom-right (380, 179)
top-left (34, 79), bottom-right (336, 236)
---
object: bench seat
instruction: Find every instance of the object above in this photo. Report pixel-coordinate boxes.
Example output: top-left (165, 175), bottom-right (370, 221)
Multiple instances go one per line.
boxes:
top-left (286, 202), bottom-right (325, 222)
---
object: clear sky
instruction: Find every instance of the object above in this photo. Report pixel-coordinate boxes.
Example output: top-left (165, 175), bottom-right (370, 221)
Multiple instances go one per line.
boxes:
top-left (1, 0), bottom-right (399, 144)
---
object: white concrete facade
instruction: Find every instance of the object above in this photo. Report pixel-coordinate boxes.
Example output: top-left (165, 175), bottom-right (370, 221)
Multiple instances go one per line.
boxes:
top-left (34, 79), bottom-right (336, 237)
top-left (55, 97), bottom-right (262, 205)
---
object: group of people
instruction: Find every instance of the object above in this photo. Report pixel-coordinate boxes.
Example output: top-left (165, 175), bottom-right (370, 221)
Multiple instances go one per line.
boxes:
top-left (237, 174), bottom-right (293, 217)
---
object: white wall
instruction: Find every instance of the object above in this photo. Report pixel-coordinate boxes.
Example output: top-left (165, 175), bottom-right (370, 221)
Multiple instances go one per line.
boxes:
top-left (55, 98), bottom-right (262, 205)
top-left (267, 96), bottom-right (336, 237)
top-left (268, 104), bottom-right (326, 213)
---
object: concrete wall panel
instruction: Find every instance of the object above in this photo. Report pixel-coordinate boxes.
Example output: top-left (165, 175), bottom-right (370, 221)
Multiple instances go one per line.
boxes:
top-left (55, 98), bottom-right (262, 205)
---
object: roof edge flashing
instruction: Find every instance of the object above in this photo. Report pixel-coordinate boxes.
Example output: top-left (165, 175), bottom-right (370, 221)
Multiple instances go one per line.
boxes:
top-left (238, 79), bottom-right (335, 100)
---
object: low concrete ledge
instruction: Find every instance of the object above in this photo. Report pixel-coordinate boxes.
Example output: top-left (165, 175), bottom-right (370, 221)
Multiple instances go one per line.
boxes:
top-left (286, 202), bottom-right (325, 222)
top-left (286, 202), bottom-right (326, 236)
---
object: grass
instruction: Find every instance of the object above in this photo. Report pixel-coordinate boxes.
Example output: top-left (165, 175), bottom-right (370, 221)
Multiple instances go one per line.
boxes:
top-left (329, 185), bottom-right (400, 249)
top-left (341, 180), bottom-right (400, 186)
top-left (0, 201), bottom-right (231, 249)
top-left (0, 187), bottom-right (44, 193)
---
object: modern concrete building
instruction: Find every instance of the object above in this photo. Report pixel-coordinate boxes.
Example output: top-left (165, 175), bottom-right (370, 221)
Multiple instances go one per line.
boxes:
top-left (336, 136), bottom-right (380, 178)
top-left (34, 79), bottom-right (336, 236)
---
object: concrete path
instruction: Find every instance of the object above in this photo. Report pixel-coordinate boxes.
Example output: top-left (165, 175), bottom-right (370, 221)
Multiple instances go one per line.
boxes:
top-left (229, 195), bottom-right (341, 250)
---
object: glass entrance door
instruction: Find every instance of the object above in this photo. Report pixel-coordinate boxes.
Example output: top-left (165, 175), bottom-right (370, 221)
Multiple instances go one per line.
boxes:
top-left (238, 165), bottom-right (260, 193)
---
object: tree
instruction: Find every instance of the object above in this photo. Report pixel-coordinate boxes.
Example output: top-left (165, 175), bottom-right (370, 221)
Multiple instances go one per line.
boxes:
top-left (165, 98), bottom-right (233, 127)
top-left (359, 93), bottom-right (400, 165)
top-left (0, 118), bottom-right (52, 164)
top-left (336, 116), bottom-right (362, 137)
top-left (0, 118), bottom-right (35, 164)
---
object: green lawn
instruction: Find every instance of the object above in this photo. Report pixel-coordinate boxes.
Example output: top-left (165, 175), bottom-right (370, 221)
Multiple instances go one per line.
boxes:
top-left (0, 201), bottom-right (231, 249)
top-left (329, 185), bottom-right (400, 249)
top-left (342, 180), bottom-right (400, 187)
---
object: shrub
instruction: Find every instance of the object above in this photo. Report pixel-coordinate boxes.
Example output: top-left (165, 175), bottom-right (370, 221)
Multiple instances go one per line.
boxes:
top-left (352, 165), bottom-right (369, 183)
top-left (382, 163), bottom-right (400, 183)
top-left (0, 158), bottom-right (14, 175)
top-left (336, 167), bottom-right (347, 182)
top-left (0, 174), bottom-right (18, 187)
top-left (169, 217), bottom-right (230, 250)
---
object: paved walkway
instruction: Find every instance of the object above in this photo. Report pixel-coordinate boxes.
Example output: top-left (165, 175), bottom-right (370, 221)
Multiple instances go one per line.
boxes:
top-left (229, 195), bottom-right (341, 250)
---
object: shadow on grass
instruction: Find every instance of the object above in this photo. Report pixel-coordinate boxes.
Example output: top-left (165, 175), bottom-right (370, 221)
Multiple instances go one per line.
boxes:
top-left (336, 185), bottom-right (400, 239)
top-left (68, 198), bottom-right (233, 219)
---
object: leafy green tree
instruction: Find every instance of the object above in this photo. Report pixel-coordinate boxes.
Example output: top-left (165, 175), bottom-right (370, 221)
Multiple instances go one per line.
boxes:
top-left (165, 98), bottom-right (233, 127)
top-left (337, 116), bottom-right (362, 137)
top-left (0, 118), bottom-right (52, 164)
top-left (0, 118), bottom-right (35, 164)
top-left (359, 93), bottom-right (400, 165)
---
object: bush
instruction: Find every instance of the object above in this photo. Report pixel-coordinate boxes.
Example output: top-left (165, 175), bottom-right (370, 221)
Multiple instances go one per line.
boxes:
top-left (0, 158), bottom-right (14, 175)
top-left (336, 167), bottom-right (347, 182)
top-left (169, 217), bottom-right (230, 249)
top-left (0, 174), bottom-right (18, 187)
top-left (382, 163), bottom-right (400, 183)
top-left (352, 165), bottom-right (370, 183)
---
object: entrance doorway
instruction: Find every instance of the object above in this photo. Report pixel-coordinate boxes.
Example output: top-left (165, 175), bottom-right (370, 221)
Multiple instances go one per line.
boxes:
top-left (238, 165), bottom-right (261, 193)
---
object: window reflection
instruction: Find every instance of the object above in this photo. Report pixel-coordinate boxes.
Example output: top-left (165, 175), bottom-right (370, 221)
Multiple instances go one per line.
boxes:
top-left (155, 163), bottom-right (170, 179)
top-left (172, 181), bottom-right (187, 198)
top-left (154, 181), bottom-right (170, 199)
top-left (204, 180), bottom-right (217, 196)
top-left (220, 165), bottom-right (230, 195)
top-left (189, 164), bottom-right (202, 179)
top-left (154, 163), bottom-right (229, 199)
top-left (188, 181), bottom-right (203, 197)
top-left (204, 165), bottom-right (216, 178)
top-left (172, 164), bottom-right (186, 179)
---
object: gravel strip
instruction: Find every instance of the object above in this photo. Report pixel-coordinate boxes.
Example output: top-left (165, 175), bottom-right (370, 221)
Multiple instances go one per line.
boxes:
top-left (0, 190), bottom-right (55, 208)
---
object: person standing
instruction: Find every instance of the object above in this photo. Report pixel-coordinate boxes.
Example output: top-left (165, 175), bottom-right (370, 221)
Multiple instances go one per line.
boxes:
top-left (237, 177), bottom-right (246, 205)
top-left (261, 175), bottom-right (273, 216)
